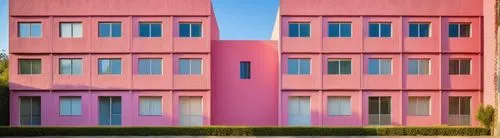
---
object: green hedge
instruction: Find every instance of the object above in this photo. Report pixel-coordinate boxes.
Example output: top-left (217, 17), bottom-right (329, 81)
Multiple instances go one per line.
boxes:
top-left (0, 127), bottom-right (490, 136)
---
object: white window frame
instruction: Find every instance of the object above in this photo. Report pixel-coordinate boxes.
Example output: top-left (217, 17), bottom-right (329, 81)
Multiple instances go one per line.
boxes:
top-left (327, 58), bottom-right (352, 75)
top-left (369, 22), bottom-right (392, 37)
top-left (59, 96), bottom-right (82, 116)
top-left (179, 58), bottom-right (203, 75)
top-left (98, 58), bottom-right (122, 75)
top-left (139, 96), bottom-right (163, 116)
top-left (409, 23), bottom-right (431, 38)
top-left (449, 59), bottom-right (472, 75)
top-left (368, 58), bottom-right (392, 75)
top-left (408, 58), bottom-right (431, 75)
top-left (138, 58), bottom-right (163, 75)
top-left (59, 58), bottom-right (83, 75)
top-left (139, 22), bottom-right (162, 37)
top-left (179, 23), bottom-right (203, 37)
top-left (407, 96), bottom-right (431, 116)
top-left (327, 96), bottom-right (352, 116)
top-left (288, 58), bottom-right (311, 75)
top-left (328, 22), bottom-right (352, 38)
top-left (449, 23), bottom-right (471, 38)
top-left (18, 59), bottom-right (41, 75)
top-left (60, 22), bottom-right (83, 38)
top-left (18, 22), bottom-right (42, 38)
top-left (98, 22), bottom-right (121, 38)
top-left (289, 22), bottom-right (310, 37)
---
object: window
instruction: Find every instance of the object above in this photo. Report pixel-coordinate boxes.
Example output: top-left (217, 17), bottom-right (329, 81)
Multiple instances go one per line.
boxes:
top-left (59, 59), bottom-right (82, 75)
top-left (369, 23), bottom-right (391, 37)
top-left (139, 22), bottom-right (162, 37)
top-left (328, 22), bottom-right (351, 37)
top-left (59, 97), bottom-right (81, 116)
top-left (327, 59), bottom-right (351, 75)
top-left (98, 59), bottom-right (121, 74)
top-left (98, 22), bottom-right (121, 37)
top-left (139, 96), bottom-right (162, 116)
top-left (449, 59), bottom-right (471, 75)
top-left (18, 23), bottom-right (42, 38)
top-left (289, 23), bottom-right (310, 37)
top-left (99, 96), bottom-right (121, 126)
top-left (60, 23), bottom-right (82, 38)
top-left (368, 97), bottom-right (391, 125)
top-left (408, 96), bottom-right (430, 116)
top-left (19, 97), bottom-right (41, 126)
top-left (179, 59), bottom-right (202, 75)
top-left (240, 61), bottom-right (251, 79)
top-left (408, 59), bottom-right (430, 75)
top-left (448, 97), bottom-right (471, 126)
top-left (368, 58), bottom-right (392, 75)
top-left (409, 23), bottom-right (430, 37)
top-left (288, 58), bottom-right (310, 75)
top-left (138, 58), bottom-right (162, 75)
top-left (327, 96), bottom-right (351, 116)
top-left (449, 23), bottom-right (471, 37)
top-left (19, 59), bottom-right (41, 74)
top-left (179, 23), bottom-right (202, 37)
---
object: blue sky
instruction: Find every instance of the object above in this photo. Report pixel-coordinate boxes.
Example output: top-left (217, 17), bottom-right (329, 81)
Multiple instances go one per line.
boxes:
top-left (0, 0), bottom-right (279, 52)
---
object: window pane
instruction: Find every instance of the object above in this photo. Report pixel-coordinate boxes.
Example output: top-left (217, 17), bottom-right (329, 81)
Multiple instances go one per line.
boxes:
top-left (150, 59), bottom-right (162, 75)
top-left (339, 60), bottom-right (351, 75)
top-left (328, 23), bottom-right (340, 37)
top-left (380, 97), bottom-right (391, 114)
top-left (72, 59), bottom-right (82, 75)
top-left (299, 24), bottom-right (310, 37)
top-left (111, 59), bottom-right (121, 74)
top-left (409, 24), bottom-right (419, 37)
top-left (288, 23), bottom-right (299, 37)
top-left (460, 60), bottom-right (471, 75)
top-left (111, 23), bottom-right (121, 37)
top-left (99, 59), bottom-right (110, 74)
top-left (340, 23), bottom-right (351, 37)
top-left (138, 59), bottom-right (151, 75)
top-left (449, 97), bottom-right (460, 115)
top-left (19, 60), bottom-right (32, 74)
top-left (151, 23), bottom-right (162, 37)
top-left (369, 23), bottom-right (380, 37)
top-left (60, 97), bottom-right (72, 115)
top-left (460, 97), bottom-right (471, 115)
top-left (380, 59), bottom-right (392, 75)
top-left (139, 97), bottom-right (150, 115)
top-left (191, 23), bottom-right (202, 37)
top-left (72, 23), bottom-right (83, 38)
top-left (459, 24), bottom-right (470, 37)
top-left (408, 97), bottom-right (417, 116)
top-left (368, 97), bottom-right (379, 114)
top-left (419, 60), bottom-right (430, 75)
top-left (19, 23), bottom-right (30, 37)
top-left (380, 23), bottom-right (391, 37)
top-left (60, 59), bottom-right (72, 75)
top-left (179, 24), bottom-right (190, 37)
top-left (327, 61), bottom-right (339, 74)
top-left (419, 97), bottom-right (430, 115)
top-left (420, 24), bottom-right (430, 37)
top-left (449, 24), bottom-right (459, 37)
top-left (31, 60), bottom-right (41, 74)
top-left (288, 59), bottom-right (298, 75)
top-left (179, 59), bottom-right (190, 74)
top-left (139, 23), bottom-right (150, 37)
top-left (408, 59), bottom-right (418, 75)
top-left (190, 59), bottom-right (202, 75)
top-left (240, 62), bottom-right (251, 79)
top-left (99, 97), bottom-right (111, 125)
top-left (299, 59), bottom-right (310, 74)
top-left (99, 23), bottom-right (110, 37)
top-left (60, 23), bottom-right (73, 38)
top-left (449, 60), bottom-right (459, 75)
top-left (20, 97), bottom-right (31, 125)
top-left (368, 59), bottom-right (380, 75)
top-left (31, 23), bottom-right (42, 37)
top-left (150, 97), bottom-right (162, 115)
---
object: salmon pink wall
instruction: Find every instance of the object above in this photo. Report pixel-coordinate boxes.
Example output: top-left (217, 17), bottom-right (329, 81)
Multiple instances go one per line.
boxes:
top-left (52, 54), bottom-right (91, 90)
top-left (10, 17), bottom-right (52, 53)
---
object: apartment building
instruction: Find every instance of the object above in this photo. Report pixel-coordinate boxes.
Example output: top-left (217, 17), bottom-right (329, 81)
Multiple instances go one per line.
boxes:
top-left (8, 0), bottom-right (498, 127)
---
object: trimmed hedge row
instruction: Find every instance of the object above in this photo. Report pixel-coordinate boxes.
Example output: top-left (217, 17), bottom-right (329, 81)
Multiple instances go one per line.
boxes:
top-left (0, 127), bottom-right (490, 136)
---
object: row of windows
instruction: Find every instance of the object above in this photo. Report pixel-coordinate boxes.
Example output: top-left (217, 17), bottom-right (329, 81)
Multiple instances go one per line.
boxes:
top-left (288, 22), bottom-right (471, 38)
top-left (18, 22), bottom-right (202, 38)
top-left (287, 58), bottom-right (471, 75)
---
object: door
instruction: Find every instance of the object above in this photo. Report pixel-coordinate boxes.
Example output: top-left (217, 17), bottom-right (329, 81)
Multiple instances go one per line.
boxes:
top-left (179, 96), bottom-right (203, 126)
top-left (99, 96), bottom-right (121, 126)
top-left (19, 97), bottom-right (41, 126)
top-left (368, 97), bottom-right (391, 125)
top-left (448, 96), bottom-right (471, 126)
top-left (288, 96), bottom-right (310, 126)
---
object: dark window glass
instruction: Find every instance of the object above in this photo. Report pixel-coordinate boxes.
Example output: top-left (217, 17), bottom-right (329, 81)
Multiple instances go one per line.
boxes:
top-left (449, 59), bottom-right (470, 75)
top-left (459, 24), bottom-right (470, 37)
top-left (191, 23), bottom-right (202, 37)
top-left (369, 23), bottom-right (379, 37)
top-left (380, 23), bottom-right (391, 37)
top-left (328, 23), bottom-right (340, 37)
top-left (299, 23), bottom-right (310, 37)
top-left (449, 23), bottom-right (470, 37)
top-left (179, 23), bottom-right (202, 37)
top-left (449, 24), bottom-right (459, 37)
top-left (139, 23), bottom-right (150, 37)
top-left (240, 61), bottom-right (251, 79)
top-left (179, 24), bottom-right (190, 37)
top-left (111, 23), bottom-right (121, 37)
top-left (19, 59), bottom-right (41, 74)
top-left (409, 24), bottom-right (419, 37)
top-left (98, 23), bottom-right (110, 37)
top-left (420, 24), bottom-right (430, 37)
top-left (327, 60), bottom-right (340, 74)
top-left (98, 59), bottom-right (121, 74)
top-left (289, 23), bottom-right (299, 37)
top-left (340, 23), bottom-right (351, 37)
top-left (150, 23), bottom-right (162, 37)
top-left (139, 23), bottom-right (162, 37)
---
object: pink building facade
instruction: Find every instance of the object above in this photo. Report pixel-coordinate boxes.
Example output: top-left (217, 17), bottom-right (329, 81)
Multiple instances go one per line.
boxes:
top-left (8, 0), bottom-right (498, 127)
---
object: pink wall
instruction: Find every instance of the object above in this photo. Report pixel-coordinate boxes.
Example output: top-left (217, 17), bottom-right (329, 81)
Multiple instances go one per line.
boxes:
top-left (211, 40), bottom-right (278, 126)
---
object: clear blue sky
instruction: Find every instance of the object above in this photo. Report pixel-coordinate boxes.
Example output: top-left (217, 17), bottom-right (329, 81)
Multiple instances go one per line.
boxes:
top-left (0, 0), bottom-right (279, 52)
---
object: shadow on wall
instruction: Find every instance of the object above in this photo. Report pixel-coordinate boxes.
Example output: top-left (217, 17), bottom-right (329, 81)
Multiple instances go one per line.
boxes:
top-left (0, 85), bottom-right (8, 126)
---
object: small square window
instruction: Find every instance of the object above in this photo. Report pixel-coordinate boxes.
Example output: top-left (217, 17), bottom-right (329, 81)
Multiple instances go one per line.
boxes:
top-left (179, 58), bottom-right (202, 75)
top-left (288, 58), bottom-right (310, 75)
top-left (408, 59), bottom-right (430, 75)
top-left (99, 22), bottom-right (121, 37)
top-left (449, 23), bottom-right (471, 38)
top-left (179, 23), bottom-right (202, 37)
top-left (289, 23), bottom-right (310, 37)
top-left (138, 58), bottom-right (162, 75)
top-left (139, 22), bottom-right (162, 37)
top-left (59, 58), bottom-right (83, 75)
top-left (327, 59), bottom-right (351, 75)
top-left (18, 23), bottom-right (42, 38)
top-left (449, 59), bottom-right (471, 75)
top-left (60, 23), bottom-right (83, 38)
top-left (139, 96), bottom-right (162, 116)
top-left (19, 59), bottom-right (41, 74)
top-left (60, 96), bottom-right (82, 116)
top-left (368, 58), bottom-right (392, 75)
top-left (98, 59), bottom-right (122, 74)
top-left (328, 96), bottom-right (352, 116)
top-left (328, 22), bottom-right (351, 37)
top-left (408, 96), bottom-right (430, 116)
top-left (409, 23), bottom-right (430, 37)
top-left (369, 23), bottom-right (391, 37)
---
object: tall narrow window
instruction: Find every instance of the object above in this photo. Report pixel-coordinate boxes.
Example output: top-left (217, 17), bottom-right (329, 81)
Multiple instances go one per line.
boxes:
top-left (327, 96), bottom-right (351, 116)
top-left (368, 58), bottom-right (392, 75)
top-left (99, 96), bottom-right (122, 126)
top-left (179, 23), bottom-right (202, 37)
top-left (369, 23), bottom-right (391, 37)
top-left (19, 59), bottom-right (41, 74)
top-left (179, 59), bottom-right (202, 75)
top-left (240, 61), bottom-right (251, 79)
top-left (449, 23), bottom-right (471, 37)
top-left (139, 96), bottom-right (162, 116)
top-left (408, 59), bottom-right (430, 75)
top-left (19, 96), bottom-right (41, 126)
top-left (289, 23), bottom-right (310, 37)
top-left (448, 97), bottom-right (471, 126)
top-left (288, 58), bottom-right (310, 75)
top-left (98, 22), bottom-right (121, 37)
top-left (408, 96), bottom-right (430, 116)
top-left (449, 59), bottom-right (471, 75)
top-left (409, 23), bottom-right (430, 37)
top-left (60, 23), bottom-right (83, 38)
top-left (138, 58), bottom-right (162, 75)
top-left (59, 59), bottom-right (82, 75)
top-left (18, 22), bottom-right (42, 38)
top-left (328, 22), bottom-right (351, 37)
top-left (59, 97), bottom-right (82, 116)
top-left (98, 59), bottom-right (122, 75)
top-left (139, 22), bottom-right (162, 37)
top-left (368, 97), bottom-right (391, 125)
top-left (327, 59), bottom-right (351, 75)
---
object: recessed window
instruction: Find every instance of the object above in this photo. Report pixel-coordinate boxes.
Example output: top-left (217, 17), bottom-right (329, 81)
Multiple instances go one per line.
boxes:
top-left (60, 23), bottom-right (82, 38)
top-left (179, 58), bottom-right (202, 75)
top-left (139, 96), bottom-right (162, 116)
top-left (179, 23), bottom-right (202, 37)
top-left (408, 96), bottom-right (430, 116)
top-left (368, 58), bottom-right (392, 75)
top-left (18, 22), bottom-right (42, 38)
top-left (449, 59), bottom-right (471, 75)
top-left (98, 59), bottom-right (121, 75)
top-left (98, 22), bottom-right (121, 37)
top-left (448, 97), bottom-right (471, 126)
top-left (369, 97), bottom-right (391, 125)
top-left (59, 96), bottom-right (82, 116)
top-left (59, 59), bottom-right (82, 75)
top-left (288, 58), bottom-right (310, 75)
top-left (139, 22), bottom-right (162, 37)
top-left (449, 23), bottom-right (471, 37)
top-left (138, 58), bottom-right (162, 75)
top-left (327, 96), bottom-right (351, 116)
top-left (409, 23), bottom-right (430, 37)
top-left (408, 59), bottom-right (430, 75)
top-left (369, 23), bottom-right (391, 37)
top-left (289, 22), bottom-right (310, 37)
top-left (328, 22), bottom-right (351, 37)
top-left (19, 59), bottom-right (41, 74)
top-left (19, 96), bottom-right (41, 126)
top-left (240, 61), bottom-right (251, 79)
top-left (327, 59), bottom-right (351, 75)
